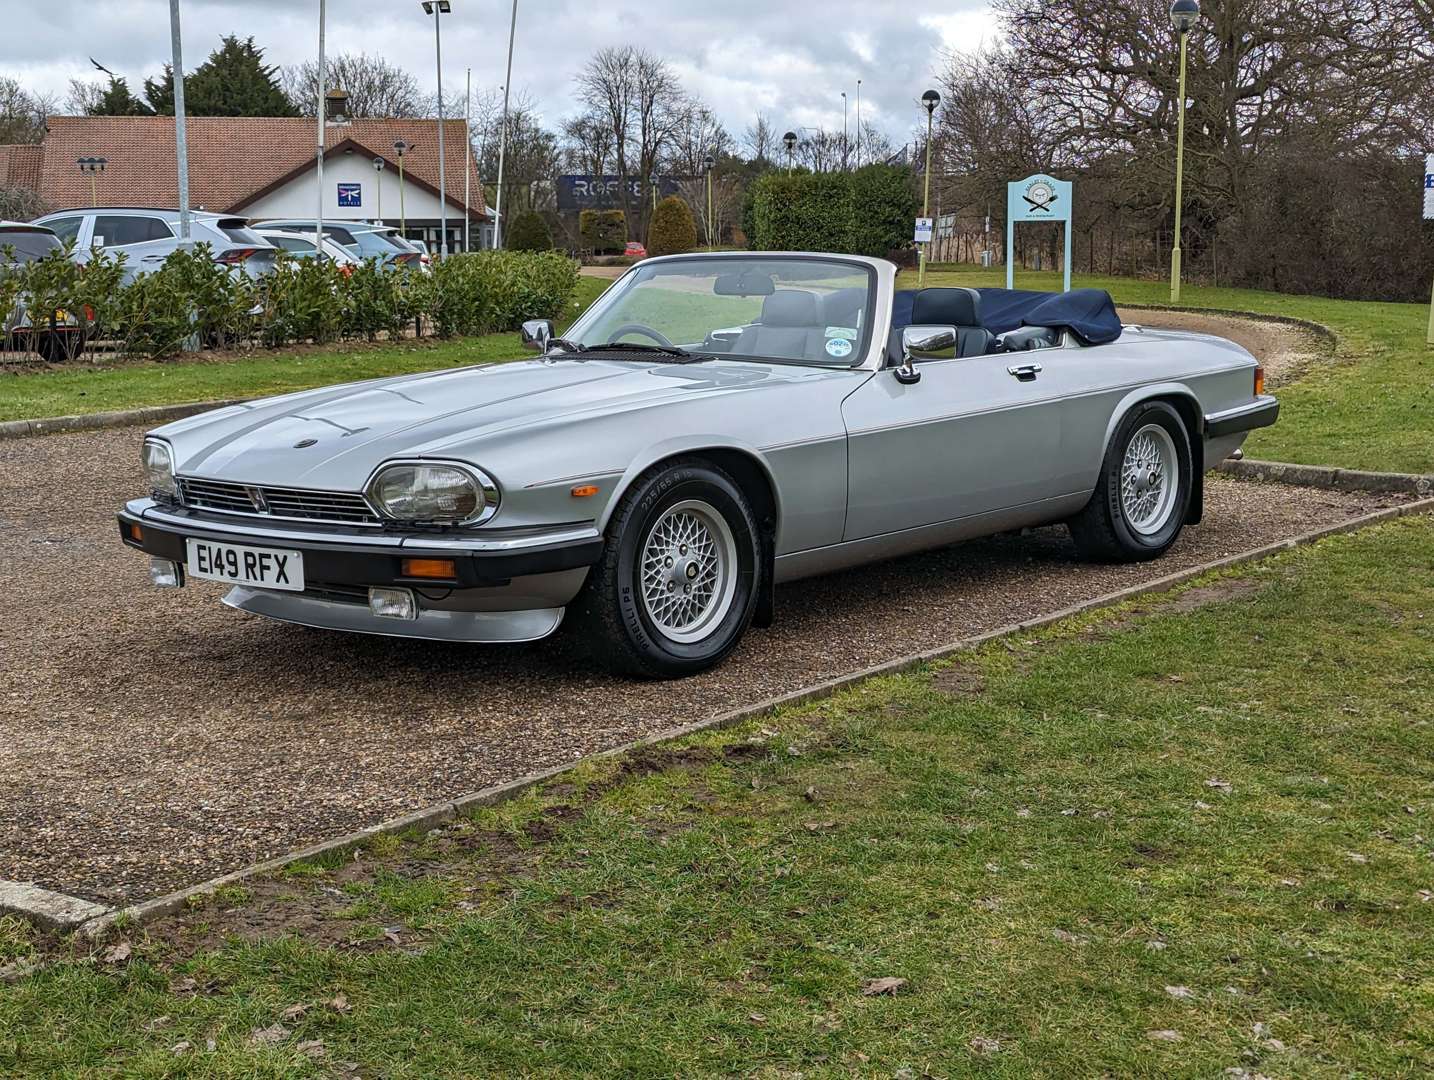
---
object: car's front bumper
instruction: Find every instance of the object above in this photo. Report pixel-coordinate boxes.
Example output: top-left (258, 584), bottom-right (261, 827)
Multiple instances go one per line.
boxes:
top-left (117, 499), bottom-right (604, 643)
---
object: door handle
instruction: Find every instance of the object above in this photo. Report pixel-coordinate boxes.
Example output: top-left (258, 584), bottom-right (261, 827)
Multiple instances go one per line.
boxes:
top-left (1007, 363), bottom-right (1043, 382)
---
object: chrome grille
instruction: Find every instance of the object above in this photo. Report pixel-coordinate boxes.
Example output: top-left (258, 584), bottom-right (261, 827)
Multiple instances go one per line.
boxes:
top-left (178, 477), bottom-right (380, 526)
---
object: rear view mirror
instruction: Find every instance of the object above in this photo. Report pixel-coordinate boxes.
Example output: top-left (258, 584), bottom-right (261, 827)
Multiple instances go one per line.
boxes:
top-left (522, 318), bottom-right (555, 352)
top-left (713, 273), bottom-right (775, 297)
top-left (895, 324), bottom-right (957, 384)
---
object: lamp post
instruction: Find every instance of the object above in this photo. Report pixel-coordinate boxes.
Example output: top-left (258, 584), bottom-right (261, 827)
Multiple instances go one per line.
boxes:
top-left (315, 0), bottom-right (326, 256)
top-left (77, 157), bottom-right (108, 207)
top-left (493, 0), bottom-right (519, 249)
top-left (167, 0), bottom-right (191, 248)
top-left (703, 154), bottom-right (716, 248)
top-left (649, 172), bottom-right (659, 214)
top-left (421, 0), bottom-right (452, 258)
top-left (841, 91), bottom-right (848, 170)
top-left (1169, 0), bottom-right (1200, 304)
top-left (856, 79), bottom-right (862, 168)
top-left (919, 89), bottom-right (940, 287)
top-left (373, 156), bottom-right (386, 223)
top-left (783, 131), bottom-right (797, 174)
top-left (394, 140), bottom-right (411, 235)
top-left (464, 66), bottom-right (471, 252)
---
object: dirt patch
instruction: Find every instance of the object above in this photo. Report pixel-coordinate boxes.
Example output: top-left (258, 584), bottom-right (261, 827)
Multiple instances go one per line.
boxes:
top-left (1115, 308), bottom-right (1329, 388)
top-left (931, 665), bottom-right (987, 698)
top-left (1092, 578), bottom-right (1266, 639)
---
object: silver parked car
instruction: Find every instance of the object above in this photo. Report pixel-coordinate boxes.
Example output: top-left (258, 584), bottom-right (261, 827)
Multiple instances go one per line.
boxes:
top-left (257, 220), bottom-right (425, 269)
top-left (118, 252), bottom-right (1278, 678)
top-left (31, 207), bottom-right (277, 282)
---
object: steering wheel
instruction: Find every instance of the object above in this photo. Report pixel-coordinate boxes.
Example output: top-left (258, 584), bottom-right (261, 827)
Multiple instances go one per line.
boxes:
top-left (606, 323), bottom-right (676, 348)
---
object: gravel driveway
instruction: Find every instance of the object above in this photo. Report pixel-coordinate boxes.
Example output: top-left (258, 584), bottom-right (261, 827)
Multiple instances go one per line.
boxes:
top-left (0, 424), bottom-right (1408, 904)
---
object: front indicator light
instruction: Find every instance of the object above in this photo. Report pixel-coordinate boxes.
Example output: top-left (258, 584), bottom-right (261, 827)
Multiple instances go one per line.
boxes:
top-left (571, 485), bottom-right (600, 498)
top-left (369, 586), bottom-right (417, 620)
top-left (128, 523), bottom-right (143, 543)
top-left (1254, 366), bottom-right (1266, 396)
top-left (148, 557), bottom-right (182, 588)
top-left (402, 557), bottom-right (457, 580)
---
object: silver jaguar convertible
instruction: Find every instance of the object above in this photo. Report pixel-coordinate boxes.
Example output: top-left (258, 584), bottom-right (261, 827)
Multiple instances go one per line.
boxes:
top-left (118, 252), bottom-right (1278, 677)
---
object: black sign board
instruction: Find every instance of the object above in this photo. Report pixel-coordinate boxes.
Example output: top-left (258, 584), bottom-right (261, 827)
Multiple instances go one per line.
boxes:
top-left (557, 175), bottom-right (685, 211)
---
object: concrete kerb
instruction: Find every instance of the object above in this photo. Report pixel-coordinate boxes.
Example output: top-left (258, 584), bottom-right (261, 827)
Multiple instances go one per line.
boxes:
top-left (1119, 303), bottom-right (1339, 347)
top-left (1218, 458), bottom-right (1433, 497)
top-left (17, 490), bottom-right (1416, 946)
top-left (0, 400), bottom-right (245, 441)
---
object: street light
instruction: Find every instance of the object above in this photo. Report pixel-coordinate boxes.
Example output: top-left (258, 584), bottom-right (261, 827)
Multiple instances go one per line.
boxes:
top-left (919, 89), bottom-right (940, 287)
top-left (1168, 0), bottom-right (1199, 304)
top-left (856, 79), bottom-right (862, 168)
top-left (393, 140), bottom-right (412, 235)
top-left (703, 153), bottom-right (716, 248)
top-left (421, 0), bottom-right (452, 258)
top-left (841, 91), bottom-right (848, 171)
top-left (649, 171), bottom-right (659, 213)
top-left (77, 157), bottom-right (108, 207)
top-left (373, 156), bottom-right (386, 223)
top-left (493, 0), bottom-right (519, 249)
top-left (783, 131), bottom-right (797, 174)
top-left (167, 0), bottom-right (191, 248)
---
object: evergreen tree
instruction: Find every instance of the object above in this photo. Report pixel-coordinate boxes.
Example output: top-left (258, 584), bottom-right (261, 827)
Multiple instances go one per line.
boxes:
top-left (186, 37), bottom-right (296, 116)
top-left (89, 77), bottom-right (152, 116)
top-left (506, 210), bottom-right (554, 252)
top-left (144, 38), bottom-right (297, 117)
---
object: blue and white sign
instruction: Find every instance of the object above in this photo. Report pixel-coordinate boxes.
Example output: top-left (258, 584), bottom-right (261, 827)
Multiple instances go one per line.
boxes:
top-left (914, 217), bottom-right (934, 244)
top-left (337, 183), bottom-right (362, 209)
top-left (1006, 173), bottom-right (1073, 292)
top-left (1424, 154), bottom-right (1434, 221)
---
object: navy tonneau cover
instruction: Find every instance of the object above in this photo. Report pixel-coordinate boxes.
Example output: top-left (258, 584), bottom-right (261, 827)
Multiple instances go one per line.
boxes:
top-left (893, 287), bottom-right (1123, 346)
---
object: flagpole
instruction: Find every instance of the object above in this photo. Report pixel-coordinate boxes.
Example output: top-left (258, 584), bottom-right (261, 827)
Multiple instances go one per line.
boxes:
top-left (494, 0), bottom-right (518, 249)
top-left (464, 66), bottom-right (471, 253)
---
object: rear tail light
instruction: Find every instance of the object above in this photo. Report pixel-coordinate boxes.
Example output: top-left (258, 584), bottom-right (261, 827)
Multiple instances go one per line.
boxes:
top-left (1253, 365), bottom-right (1265, 396)
top-left (339, 264), bottom-right (354, 278)
top-left (215, 248), bottom-right (259, 264)
top-left (394, 252), bottom-right (419, 265)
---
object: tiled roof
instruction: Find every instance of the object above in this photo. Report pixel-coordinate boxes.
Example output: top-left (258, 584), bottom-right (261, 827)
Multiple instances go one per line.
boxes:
top-left (0, 144), bottom-right (43, 191)
top-left (29, 116), bottom-right (485, 217)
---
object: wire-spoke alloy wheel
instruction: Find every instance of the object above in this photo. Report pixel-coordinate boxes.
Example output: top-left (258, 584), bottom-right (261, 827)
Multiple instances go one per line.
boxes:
top-left (639, 500), bottom-right (739, 645)
top-left (1069, 401), bottom-right (1192, 562)
top-left (574, 459), bottom-right (763, 678)
top-left (1119, 423), bottom-right (1179, 536)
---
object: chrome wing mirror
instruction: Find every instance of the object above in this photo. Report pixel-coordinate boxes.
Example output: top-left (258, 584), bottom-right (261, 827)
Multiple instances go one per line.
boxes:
top-left (521, 318), bottom-right (556, 353)
top-left (896, 325), bottom-right (957, 385)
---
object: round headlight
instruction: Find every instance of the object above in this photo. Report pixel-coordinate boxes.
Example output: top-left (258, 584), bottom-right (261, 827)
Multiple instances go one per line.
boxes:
top-left (369, 463), bottom-right (491, 524)
top-left (141, 439), bottom-right (177, 500)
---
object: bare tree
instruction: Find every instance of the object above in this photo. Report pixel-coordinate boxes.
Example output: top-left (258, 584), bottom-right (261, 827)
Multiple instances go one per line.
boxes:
top-left (0, 77), bottom-right (55, 144)
top-left (574, 46), bottom-right (687, 236)
top-left (281, 53), bottom-right (427, 117)
top-left (561, 113), bottom-right (615, 176)
top-left (744, 113), bottom-right (775, 164)
top-left (666, 104), bottom-right (731, 176)
top-left (466, 88), bottom-right (560, 214)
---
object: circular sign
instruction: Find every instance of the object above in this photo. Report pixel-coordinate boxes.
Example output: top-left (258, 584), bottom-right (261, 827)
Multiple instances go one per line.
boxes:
top-left (825, 337), bottom-right (853, 359)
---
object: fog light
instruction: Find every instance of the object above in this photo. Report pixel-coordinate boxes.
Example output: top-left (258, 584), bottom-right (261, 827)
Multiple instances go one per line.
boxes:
top-left (148, 557), bottom-right (183, 588)
top-left (369, 586), bottom-right (418, 620)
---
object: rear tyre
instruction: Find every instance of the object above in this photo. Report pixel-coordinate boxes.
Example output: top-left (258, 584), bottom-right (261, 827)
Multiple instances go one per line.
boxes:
top-left (574, 459), bottom-right (762, 678)
top-left (1069, 401), bottom-right (1192, 562)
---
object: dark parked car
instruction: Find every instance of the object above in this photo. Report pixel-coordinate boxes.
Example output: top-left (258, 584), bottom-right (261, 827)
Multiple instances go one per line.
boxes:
top-left (1, 220), bottom-right (92, 361)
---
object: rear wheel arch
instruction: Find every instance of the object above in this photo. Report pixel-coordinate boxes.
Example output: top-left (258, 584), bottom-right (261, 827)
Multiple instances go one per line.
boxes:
top-left (1100, 386), bottom-right (1203, 524)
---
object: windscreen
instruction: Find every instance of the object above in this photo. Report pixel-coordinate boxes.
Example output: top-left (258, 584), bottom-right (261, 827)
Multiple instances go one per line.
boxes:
top-left (573, 257), bottom-right (874, 366)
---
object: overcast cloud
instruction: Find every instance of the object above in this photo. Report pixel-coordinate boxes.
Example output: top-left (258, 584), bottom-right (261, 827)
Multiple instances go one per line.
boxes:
top-left (4, 0), bottom-right (997, 150)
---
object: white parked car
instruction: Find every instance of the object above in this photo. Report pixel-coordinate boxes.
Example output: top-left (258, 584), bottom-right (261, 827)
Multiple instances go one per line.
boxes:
top-left (254, 229), bottom-right (361, 272)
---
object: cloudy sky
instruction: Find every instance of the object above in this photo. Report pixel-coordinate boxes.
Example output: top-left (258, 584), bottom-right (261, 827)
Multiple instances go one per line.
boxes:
top-left (5, 0), bottom-right (999, 147)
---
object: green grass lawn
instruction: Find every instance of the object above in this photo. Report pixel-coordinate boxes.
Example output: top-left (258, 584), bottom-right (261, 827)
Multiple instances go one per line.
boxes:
top-left (923, 267), bottom-right (1434, 474)
top-left (0, 276), bottom-right (611, 423)
top-left (4, 516), bottom-right (1431, 1077)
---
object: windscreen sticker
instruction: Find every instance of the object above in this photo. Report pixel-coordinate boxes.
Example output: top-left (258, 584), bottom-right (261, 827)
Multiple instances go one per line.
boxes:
top-left (825, 326), bottom-right (858, 340)
top-left (824, 336), bottom-right (854, 358)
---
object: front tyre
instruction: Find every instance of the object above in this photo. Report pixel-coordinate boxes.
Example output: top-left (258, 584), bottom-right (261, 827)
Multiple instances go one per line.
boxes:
top-left (1069, 401), bottom-right (1192, 562)
top-left (575, 459), bottom-right (762, 678)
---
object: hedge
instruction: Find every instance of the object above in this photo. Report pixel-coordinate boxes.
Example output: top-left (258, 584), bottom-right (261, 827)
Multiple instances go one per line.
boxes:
top-left (580, 209), bottom-right (627, 255)
top-left (0, 244), bottom-right (579, 360)
top-left (506, 210), bottom-right (554, 252)
top-left (749, 164), bottom-right (918, 257)
top-left (647, 196), bottom-right (698, 257)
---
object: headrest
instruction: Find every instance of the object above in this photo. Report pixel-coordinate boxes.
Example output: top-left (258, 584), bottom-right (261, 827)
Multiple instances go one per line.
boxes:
top-left (821, 287), bottom-right (866, 325)
top-left (762, 289), bottom-right (819, 328)
top-left (911, 287), bottom-right (982, 328)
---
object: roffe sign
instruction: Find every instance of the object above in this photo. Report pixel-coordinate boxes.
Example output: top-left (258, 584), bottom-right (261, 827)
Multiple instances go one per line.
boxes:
top-left (557, 175), bottom-right (684, 211)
